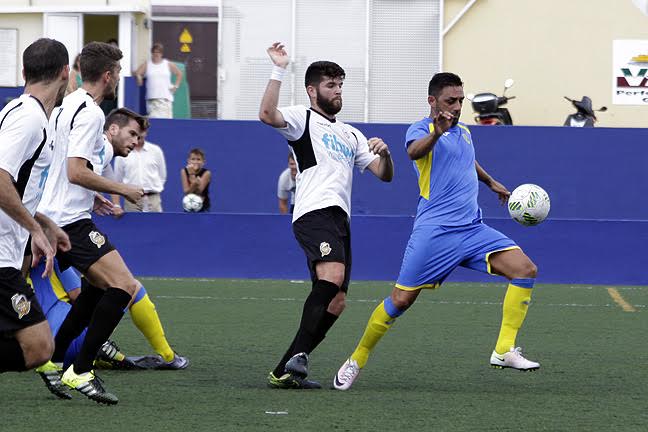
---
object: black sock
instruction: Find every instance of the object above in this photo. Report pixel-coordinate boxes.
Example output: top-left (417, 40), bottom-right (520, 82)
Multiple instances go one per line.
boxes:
top-left (0, 337), bottom-right (27, 372)
top-left (72, 287), bottom-right (131, 374)
top-left (309, 311), bottom-right (339, 352)
top-left (52, 281), bottom-right (105, 362)
top-left (272, 280), bottom-right (339, 376)
top-left (272, 334), bottom-right (298, 377)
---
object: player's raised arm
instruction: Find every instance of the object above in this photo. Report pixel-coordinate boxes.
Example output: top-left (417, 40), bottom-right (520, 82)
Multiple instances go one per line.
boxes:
top-left (407, 111), bottom-right (454, 160)
top-left (259, 42), bottom-right (289, 128)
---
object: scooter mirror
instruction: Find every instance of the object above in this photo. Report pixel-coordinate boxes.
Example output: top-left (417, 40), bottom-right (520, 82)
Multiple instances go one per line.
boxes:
top-left (598, 106), bottom-right (608, 112)
top-left (504, 78), bottom-right (514, 89)
top-left (466, 93), bottom-right (475, 101)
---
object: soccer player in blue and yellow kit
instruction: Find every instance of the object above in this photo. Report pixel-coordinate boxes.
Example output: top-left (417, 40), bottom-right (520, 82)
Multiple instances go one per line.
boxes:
top-left (334, 73), bottom-right (540, 390)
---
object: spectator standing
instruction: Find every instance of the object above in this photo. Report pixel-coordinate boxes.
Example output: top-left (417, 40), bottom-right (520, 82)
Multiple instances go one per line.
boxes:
top-left (277, 153), bottom-right (297, 214)
top-left (111, 122), bottom-right (167, 213)
top-left (180, 148), bottom-right (211, 212)
top-left (134, 43), bottom-right (183, 119)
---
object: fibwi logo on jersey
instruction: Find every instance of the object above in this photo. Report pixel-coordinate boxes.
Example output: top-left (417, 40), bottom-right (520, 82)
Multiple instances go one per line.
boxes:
top-left (322, 133), bottom-right (355, 166)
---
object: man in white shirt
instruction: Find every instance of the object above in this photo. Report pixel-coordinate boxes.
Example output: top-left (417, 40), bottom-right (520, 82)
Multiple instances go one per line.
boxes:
top-left (277, 153), bottom-right (296, 214)
top-left (111, 125), bottom-right (167, 213)
top-left (0, 38), bottom-right (71, 376)
top-left (134, 43), bottom-right (183, 119)
top-left (37, 42), bottom-right (146, 405)
top-left (259, 42), bottom-right (394, 389)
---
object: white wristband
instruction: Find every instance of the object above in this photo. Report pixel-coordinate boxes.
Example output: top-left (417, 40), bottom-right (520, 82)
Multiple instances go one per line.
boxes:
top-left (270, 65), bottom-right (287, 82)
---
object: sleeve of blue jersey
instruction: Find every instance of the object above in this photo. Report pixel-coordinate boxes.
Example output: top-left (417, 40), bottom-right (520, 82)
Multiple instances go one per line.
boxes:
top-left (404, 120), bottom-right (429, 149)
top-left (56, 263), bottom-right (82, 293)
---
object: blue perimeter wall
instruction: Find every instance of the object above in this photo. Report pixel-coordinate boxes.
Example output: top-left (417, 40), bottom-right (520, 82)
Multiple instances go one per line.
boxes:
top-left (95, 214), bottom-right (648, 286)
top-left (3, 85), bottom-right (646, 284)
top-left (99, 119), bottom-right (648, 286)
top-left (145, 119), bottom-right (648, 221)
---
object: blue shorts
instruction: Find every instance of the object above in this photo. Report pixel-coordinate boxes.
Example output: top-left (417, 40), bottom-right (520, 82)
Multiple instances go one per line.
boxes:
top-left (395, 221), bottom-right (518, 290)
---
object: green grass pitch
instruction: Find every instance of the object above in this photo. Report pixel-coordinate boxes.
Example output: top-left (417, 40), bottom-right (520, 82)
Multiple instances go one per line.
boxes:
top-left (3, 278), bottom-right (647, 431)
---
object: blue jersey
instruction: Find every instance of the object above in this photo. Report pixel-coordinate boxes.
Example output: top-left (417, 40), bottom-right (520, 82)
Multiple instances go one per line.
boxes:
top-left (405, 118), bottom-right (480, 226)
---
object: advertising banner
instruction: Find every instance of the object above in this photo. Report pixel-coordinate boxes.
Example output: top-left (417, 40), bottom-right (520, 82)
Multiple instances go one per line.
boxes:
top-left (613, 39), bottom-right (648, 105)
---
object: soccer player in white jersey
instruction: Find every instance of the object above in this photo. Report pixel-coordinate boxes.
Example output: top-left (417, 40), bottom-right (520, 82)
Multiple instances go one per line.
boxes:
top-left (37, 42), bottom-right (145, 405)
top-left (259, 42), bottom-right (394, 389)
top-left (0, 38), bottom-right (71, 374)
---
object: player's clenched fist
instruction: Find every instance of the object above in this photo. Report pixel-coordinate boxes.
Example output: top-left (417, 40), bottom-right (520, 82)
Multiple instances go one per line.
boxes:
top-left (367, 137), bottom-right (390, 157)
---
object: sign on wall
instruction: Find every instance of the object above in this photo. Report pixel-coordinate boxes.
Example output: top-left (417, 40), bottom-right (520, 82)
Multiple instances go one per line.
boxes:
top-left (613, 39), bottom-right (648, 105)
top-left (0, 29), bottom-right (18, 87)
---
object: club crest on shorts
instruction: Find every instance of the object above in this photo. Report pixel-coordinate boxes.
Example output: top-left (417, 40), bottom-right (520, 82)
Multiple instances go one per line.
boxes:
top-left (11, 293), bottom-right (30, 319)
top-left (89, 231), bottom-right (106, 248)
top-left (320, 242), bottom-right (332, 257)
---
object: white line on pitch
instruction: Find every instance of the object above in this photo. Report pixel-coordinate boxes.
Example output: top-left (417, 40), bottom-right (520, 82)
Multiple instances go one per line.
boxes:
top-left (152, 295), bottom-right (645, 309)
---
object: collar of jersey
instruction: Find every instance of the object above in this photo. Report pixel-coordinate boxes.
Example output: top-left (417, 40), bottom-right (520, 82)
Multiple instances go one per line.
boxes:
top-left (310, 107), bottom-right (337, 123)
top-left (28, 95), bottom-right (47, 116)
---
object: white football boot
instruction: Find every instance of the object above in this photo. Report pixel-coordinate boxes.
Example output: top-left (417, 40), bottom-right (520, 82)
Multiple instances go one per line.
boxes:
top-left (333, 358), bottom-right (361, 390)
top-left (490, 347), bottom-right (540, 371)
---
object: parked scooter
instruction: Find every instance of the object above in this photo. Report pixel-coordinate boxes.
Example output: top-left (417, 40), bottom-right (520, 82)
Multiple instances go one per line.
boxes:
top-left (563, 96), bottom-right (607, 127)
top-left (467, 79), bottom-right (515, 125)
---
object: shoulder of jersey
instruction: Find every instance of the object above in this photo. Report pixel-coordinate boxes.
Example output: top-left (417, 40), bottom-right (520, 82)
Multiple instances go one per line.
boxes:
top-left (457, 121), bottom-right (471, 130)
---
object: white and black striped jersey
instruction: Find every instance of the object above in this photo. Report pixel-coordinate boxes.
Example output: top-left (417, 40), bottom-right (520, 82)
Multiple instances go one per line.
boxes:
top-left (276, 105), bottom-right (378, 222)
top-left (0, 94), bottom-right (53, 269)
top-left (38, 89), bottom-right (108, 227)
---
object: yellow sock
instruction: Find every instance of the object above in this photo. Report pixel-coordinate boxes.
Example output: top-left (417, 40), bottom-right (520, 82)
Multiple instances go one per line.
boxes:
top-left (350, 300), bottom-right (399, 368)
top-left (129, 294), bottom-right (175, 362)
top-left (495, 280), bottom-right (534, 355)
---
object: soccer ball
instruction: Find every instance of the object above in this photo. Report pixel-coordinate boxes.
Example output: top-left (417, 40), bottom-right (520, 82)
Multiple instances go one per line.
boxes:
top-left (508, 184), bottom-right (550, 226)
top-left (182, 193), bottom-right (203, 212)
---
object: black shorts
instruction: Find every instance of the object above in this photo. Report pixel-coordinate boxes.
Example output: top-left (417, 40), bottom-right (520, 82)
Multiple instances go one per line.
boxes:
top-left (0, 267), bottom-right (46, 334)
top-left (57, 219), bottom-right (115, 274)
top-left (292, 206), bottom-right (352, 292)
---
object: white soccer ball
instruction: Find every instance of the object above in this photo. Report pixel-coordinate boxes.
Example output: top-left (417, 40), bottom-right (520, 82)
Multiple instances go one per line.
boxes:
top-left (182, 193), bottom-right (203, 212)
top-left (508, 184), bottom-right (550, 226)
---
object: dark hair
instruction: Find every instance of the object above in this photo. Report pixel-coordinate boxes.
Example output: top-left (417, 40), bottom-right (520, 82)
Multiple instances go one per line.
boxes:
top-left (23, 38), bottom-right (69, 85)
top-left (428, 72), bottom-right (463, 97)
top-left (106, 38), bottom-right (119, 46)
top-left (151, 43), bottom-right (164, 54)
top-left (288, 152), bottom-right (295, 161)
top-left (304, 61), bottom-right (345, 87)
top-left (80, 42), bottom-right (122, 83)
top-left (189, 148), bottom-right (205, 159)
top-left (104, 108), bottom-right (148, 132)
